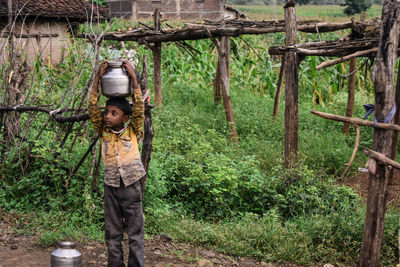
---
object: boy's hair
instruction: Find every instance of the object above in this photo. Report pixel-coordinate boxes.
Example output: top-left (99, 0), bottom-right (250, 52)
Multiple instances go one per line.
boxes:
top-left (106, 98), bottom-right (133, 115)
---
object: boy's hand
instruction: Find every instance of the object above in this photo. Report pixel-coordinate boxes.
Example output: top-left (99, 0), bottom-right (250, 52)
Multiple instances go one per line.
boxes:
top-left (122, 60), bottom-right (139, 88)
top-left (97, 61), bottom-right (108, 78)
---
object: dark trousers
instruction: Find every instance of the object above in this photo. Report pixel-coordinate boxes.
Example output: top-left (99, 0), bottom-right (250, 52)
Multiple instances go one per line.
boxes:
top-left (104, 180), bottom-right (144, 267)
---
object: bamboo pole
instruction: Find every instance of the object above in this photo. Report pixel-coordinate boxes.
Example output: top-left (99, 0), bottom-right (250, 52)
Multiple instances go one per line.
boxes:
top-left (358, 0), bottom-right (400, 265)
top-left (284, 0), bottom-right (298, 167)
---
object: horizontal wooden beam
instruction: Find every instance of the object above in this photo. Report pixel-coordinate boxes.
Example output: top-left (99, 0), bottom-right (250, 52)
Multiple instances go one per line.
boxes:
top-left (310, 110), bottom-right (400, 131)
top-left (363, 148), bottom-right (400, 170)
top-left (1, 32), bottom-right (59, 38)
top-left (269, 38), bottom-right (379, 57)
top-left (78, 21), bottom-right (355, 43)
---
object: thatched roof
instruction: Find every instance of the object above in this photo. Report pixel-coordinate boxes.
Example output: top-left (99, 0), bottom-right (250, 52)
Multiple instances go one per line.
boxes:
top-left (0, 0), bottom-right (108, 21)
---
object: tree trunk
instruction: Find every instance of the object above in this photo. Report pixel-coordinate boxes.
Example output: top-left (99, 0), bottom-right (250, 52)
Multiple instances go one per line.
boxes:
top-left (358, 0), bottom-right (400, 265)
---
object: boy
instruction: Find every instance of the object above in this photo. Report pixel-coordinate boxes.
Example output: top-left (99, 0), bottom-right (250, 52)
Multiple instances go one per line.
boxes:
top-left (88, 60), bottom-right (146, 267)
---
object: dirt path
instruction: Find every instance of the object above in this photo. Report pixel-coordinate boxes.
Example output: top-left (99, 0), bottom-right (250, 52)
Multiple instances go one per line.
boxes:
top-left (0, 234), bottom-right (271, 267)
top-left (0, 212), bottom-right (273, 267)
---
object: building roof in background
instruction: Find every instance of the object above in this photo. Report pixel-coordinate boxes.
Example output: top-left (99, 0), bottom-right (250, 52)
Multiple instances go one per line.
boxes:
top-left (0, 0), bottom-right (109, 21)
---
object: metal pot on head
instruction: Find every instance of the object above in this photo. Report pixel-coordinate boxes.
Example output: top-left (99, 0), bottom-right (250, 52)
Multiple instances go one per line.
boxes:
top-left (101, 60), bottom-right (132, 98)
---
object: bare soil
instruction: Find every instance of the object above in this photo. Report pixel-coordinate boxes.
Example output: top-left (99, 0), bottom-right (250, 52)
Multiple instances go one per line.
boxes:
top-left (2, 168), bottom-right (398, 267)
top-left (0, 210), bottom-right (290, 267)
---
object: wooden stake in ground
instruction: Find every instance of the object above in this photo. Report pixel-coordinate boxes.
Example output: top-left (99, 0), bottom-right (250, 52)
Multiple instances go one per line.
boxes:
top-left (207, 27), bottom-right (238, 141)
top-left (342, 57), bottom-right (356, 133)
top-left (284, 0), bottom-right (298, 167)
top-left (153, 8), bottom-right (162, 106)
top-left (219, 36), bottom-right (238, 141)
top-left (358, 0), bottom-right (400, 266)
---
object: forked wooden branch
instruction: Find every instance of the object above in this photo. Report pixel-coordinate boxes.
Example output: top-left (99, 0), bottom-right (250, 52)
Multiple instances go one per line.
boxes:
top-left (310, 110), bottom-right (400, 131)
top-left (363, 148), bottom-right (400, 170)
top-left (340, 125), bottom-right (360, 180)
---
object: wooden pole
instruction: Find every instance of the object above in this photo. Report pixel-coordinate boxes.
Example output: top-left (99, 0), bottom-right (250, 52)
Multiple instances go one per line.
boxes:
top-left (219, 36), bottom-right (238, 141)
top-left (358, 0), bottom-right (400, 265)
top-left (272, 56), bottom-right (285, 120)
top-left (139, 56), bottom-right (154, 196)
top-left (310, 110), bottom-right (400, 131)
top-left (213, 58), bottom-right (222, 104)
top-left (284, 0), bottom-right (298, 167)
top-left (214, 36), bottom-right (231, 104)
top-left (364, 149), bottom-right (400, 171)
top-left (153, 8), bottom-right (162, 106)
top-left (7, 0), bottom-right (14, 56)
top-left (342, 57), bottom-right (356, 133)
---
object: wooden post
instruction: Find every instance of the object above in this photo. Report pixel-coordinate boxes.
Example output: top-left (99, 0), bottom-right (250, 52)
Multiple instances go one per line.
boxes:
top-left (358, 1), bottom-right (400, 266)
top-left (131, 0), bottom-right (137, 21)
top-left (272, 56), bottom-right (285, 120)
top-left (153, 8), bottom-right (162, 106)
top-left (214, 37), bottom-right (230, 104)
top-left (342, 57), bottom-right (356, 133)
top-left (139, 56), bottom-right (154, 196)
top-left (284, 0), bottom-right (298, 167)
top-left (219, 36), bottom-right (238, 141)
top-left (7, 0), bottom-right (14, 57)
top-left (213, 59), bottom-right (222, 103)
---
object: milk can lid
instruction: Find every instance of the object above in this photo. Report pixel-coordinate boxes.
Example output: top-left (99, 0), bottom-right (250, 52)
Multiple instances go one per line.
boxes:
top-left (59, 241), bottom-right (77, 249)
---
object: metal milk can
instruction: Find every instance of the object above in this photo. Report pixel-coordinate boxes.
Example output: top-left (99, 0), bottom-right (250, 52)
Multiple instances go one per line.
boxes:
top-left (51, 241), bottom-right (82, 267)
top-left (101, 60), bottom-right (132, 98)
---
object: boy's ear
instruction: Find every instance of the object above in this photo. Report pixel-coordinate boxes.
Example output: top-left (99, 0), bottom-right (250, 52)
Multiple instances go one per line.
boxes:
top-left (122, 114), bottom-right (130, 123)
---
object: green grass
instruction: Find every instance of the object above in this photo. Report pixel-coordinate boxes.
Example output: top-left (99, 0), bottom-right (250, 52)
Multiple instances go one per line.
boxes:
top-left (233, 4), bottom-right (383, 21)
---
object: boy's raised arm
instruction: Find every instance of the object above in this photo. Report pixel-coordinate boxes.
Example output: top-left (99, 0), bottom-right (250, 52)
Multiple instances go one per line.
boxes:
top-left (123, 60), bottom-right (144, 139)
top-left (88, 61), bottom-right (108, 135)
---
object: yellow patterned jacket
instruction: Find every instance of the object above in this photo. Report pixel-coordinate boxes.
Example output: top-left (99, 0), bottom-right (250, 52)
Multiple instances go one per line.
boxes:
top-left (88, 86), bottom-right (146, 187)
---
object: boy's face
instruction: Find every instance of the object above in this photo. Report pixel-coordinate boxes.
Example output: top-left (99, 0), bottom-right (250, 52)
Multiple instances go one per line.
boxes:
top-left (104, 105), bottom-right (129, 131)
